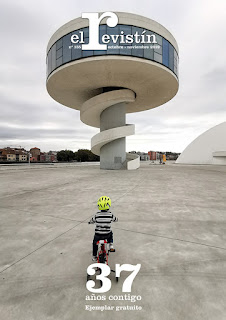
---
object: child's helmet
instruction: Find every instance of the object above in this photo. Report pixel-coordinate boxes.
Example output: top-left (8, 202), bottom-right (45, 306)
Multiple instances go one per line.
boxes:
top-left (97, 196), bottom-right (111, 210)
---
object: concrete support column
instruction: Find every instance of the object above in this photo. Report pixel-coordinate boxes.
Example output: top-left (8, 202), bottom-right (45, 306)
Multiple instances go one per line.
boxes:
top-left (100, 102), bottom-right (126, 169)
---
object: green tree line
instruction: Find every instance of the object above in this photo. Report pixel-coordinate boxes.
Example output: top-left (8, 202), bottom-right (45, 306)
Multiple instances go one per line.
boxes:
top-left (57, 149), bottom-right (100, 162)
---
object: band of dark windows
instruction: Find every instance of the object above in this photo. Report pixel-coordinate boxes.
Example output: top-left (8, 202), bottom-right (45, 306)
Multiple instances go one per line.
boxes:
top-left (47, 25), bottom-right (179, 78)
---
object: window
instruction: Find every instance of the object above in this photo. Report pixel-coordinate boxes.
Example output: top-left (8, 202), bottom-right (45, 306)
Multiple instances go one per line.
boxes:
top-left (99, 24), bottom-right (107, 43)
top-left (56, 47), bottom-right (63, 59)
top-left (47, 49), bottom-right (52, 75)
top-left (119, 25), bottom-right (132, 56)
top-left (154, 52), bottom-right (162, 63)
top-left (155, 33), bottom-right (163, 46)
top-left (143, 29), bottom-right (155, 60)
top-left (162, 38), bottom-right (169, 67)
top-left (56, 56), bottom-right (63, 68)
top-left (62, 33), bottom-right (72, 63)
top-left (81, 28), bottom-right (92, 57)
top-left (131, 26), bottom-right (144, 58)
top-left (83, 49), bottom-right (94, 57)
top-left (51, 43), bottom-right (56, 71)
top-left (154, 43), bottom-right (162, 56)
top-left (174, 49), bottom-right (179, 75)
top-left (144, 46), bottom-right (154, 59)
top-left (169, 43), bottom-right (174, 71)
top-left (83, 27), bottom-right (89, 38)
top-left (72, 35), bottom-right (82, 59)
top-left (56, 38), bottom-right (63, 50)
top-left (107, 25), bottom-right (119, 54)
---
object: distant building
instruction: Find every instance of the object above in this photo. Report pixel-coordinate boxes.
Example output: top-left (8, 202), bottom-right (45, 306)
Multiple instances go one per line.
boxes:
top-left (48, 150), bottom-right (58, 156)
top-left (148, 150), bottom-right (180, 161)
top-left (30, 147), bottom-right (40, 161)
top-left (19, 154), bottom-right (27, 162)
top-left (148, 151), bottom-right (157, 160)
top-left (48, 151), bottom-right (58, 162)
top-left (6, 150), bottom-right (16, 162)
top-left (0, 149), bottom-right (6, 162)
top-left (0, 147), bottom-right (28, 162)
top-left (0, 147), bottom-right (59, 163)
top-left (130, 151), bottom-right (150, 161)
top-left (40, 151), bottom-right (57, 162)
top-left (46, 153), bottom-right (52, 162)
top-left (40, 152), bottom-right (46, 162)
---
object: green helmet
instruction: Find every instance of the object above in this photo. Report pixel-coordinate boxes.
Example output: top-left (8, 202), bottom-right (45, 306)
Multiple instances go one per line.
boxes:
top-left (97, 196), bottom-right (111, 211)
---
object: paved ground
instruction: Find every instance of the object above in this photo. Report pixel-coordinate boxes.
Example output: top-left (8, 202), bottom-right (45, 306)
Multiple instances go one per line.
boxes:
top-left (0, 162), bottom-right (226, 320)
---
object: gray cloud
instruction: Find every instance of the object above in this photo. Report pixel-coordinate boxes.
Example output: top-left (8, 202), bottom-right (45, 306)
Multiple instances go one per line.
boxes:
top-left (0, 0), bottom-right (226, 153)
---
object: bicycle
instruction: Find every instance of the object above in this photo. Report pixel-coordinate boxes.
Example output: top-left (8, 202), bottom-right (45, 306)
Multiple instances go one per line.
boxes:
top-left (87, 237), bottom-right (118, 283)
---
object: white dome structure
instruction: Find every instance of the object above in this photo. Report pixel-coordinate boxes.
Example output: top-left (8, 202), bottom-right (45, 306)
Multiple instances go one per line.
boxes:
top-left (176, 122), bottom-right (226, 165)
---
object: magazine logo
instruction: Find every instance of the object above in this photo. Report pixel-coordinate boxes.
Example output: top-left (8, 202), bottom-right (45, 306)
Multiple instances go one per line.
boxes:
top-left (82, 12), bottom-right (118, 50)
top-left (70, 12), bottom-right (158, 51)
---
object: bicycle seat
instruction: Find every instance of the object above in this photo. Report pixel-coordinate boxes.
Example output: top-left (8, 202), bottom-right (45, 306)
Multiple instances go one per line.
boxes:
top-left (97, 240), bottom-right (107, 244)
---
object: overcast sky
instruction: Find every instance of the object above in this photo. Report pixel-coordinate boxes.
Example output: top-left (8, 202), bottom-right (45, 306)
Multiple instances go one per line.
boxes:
top-left (0, 0), bottom-right (226, 153)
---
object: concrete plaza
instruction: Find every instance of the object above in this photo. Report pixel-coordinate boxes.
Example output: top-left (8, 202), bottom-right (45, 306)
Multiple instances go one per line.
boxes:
top-left (0, 162), bottom-right (226, 320)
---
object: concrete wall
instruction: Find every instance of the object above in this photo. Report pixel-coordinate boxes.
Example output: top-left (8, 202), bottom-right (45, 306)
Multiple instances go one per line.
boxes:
top-left (100, 103), bottom-right (126, 169)
top-left (126, 152), bottom-right (140, 170)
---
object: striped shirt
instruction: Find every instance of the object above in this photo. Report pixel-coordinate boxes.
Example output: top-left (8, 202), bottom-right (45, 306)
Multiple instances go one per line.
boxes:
top-left (89, 210), bottom-right (118, 235)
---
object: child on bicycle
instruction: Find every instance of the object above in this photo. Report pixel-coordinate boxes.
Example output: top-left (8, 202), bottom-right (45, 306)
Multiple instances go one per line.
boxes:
top-left (88, 196), bottom-right (118, 261)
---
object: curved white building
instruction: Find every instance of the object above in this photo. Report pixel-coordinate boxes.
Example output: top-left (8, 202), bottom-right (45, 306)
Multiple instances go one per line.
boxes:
top-left (46, 12), bottom-right (179, 169)
top-left (176, 122), bottom-right (226, 165)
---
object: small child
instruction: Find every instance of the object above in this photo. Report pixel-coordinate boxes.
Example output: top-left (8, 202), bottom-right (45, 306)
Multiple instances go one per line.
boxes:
top-left (88, 196), bottom-right (118, 261)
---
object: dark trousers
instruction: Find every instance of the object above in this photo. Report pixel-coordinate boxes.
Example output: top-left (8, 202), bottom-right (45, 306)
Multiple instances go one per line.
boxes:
top-left (93, 232), bottom-right (113, 256)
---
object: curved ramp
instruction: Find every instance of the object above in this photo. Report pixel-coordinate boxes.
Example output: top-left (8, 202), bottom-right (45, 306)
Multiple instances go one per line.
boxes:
top-left (81, 89), bottom-right (140, 170)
